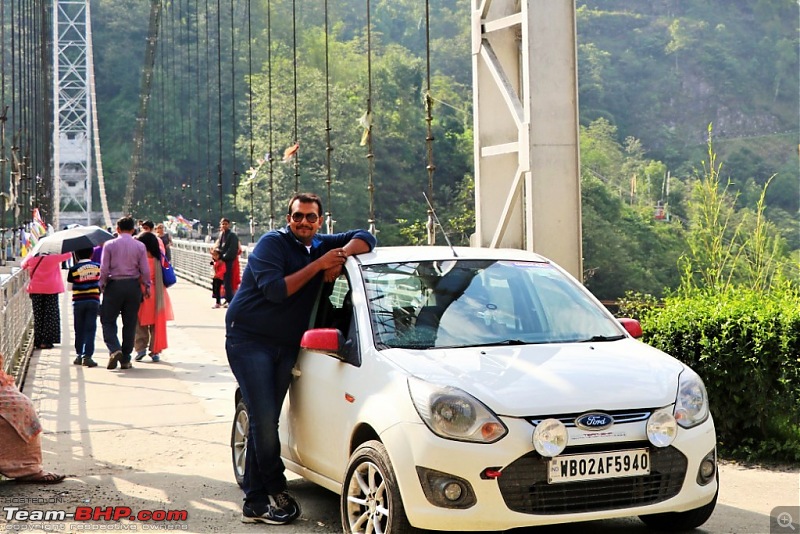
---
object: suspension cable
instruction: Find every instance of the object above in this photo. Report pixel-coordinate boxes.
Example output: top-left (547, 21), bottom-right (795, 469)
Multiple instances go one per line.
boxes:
top-left (86, 0), bottom-right (112, 228)
top-left (216, 0), bottom-right (223, 218)
top-left (291, 0), bottom-right (299, 192)
top-left (230, 0), bottom-right (237, 207)
top-left (247, 0), bottom-right (254, 242)
top-left (267, 0), bottom-right (275, 229)
top-left (424, 0), bottom-right (436, 245)
top-left (324, 0), bottom-right (334, 233)
top-left (365, 0), bottom-right (375, 236)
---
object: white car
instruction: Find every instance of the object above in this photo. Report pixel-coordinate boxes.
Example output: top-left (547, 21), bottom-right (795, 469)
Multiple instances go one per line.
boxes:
top-left (231, 246), bottom-right (717, 533)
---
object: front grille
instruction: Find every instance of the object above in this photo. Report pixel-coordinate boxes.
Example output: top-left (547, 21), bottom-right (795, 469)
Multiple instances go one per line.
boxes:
top-left (528, 409), bottom-right (652, 428)
top-left (498, 444), bottom-right (687, 515)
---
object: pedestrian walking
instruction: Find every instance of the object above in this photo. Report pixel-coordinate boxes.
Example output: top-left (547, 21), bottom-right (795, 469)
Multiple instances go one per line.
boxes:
top-left (20, 251), bottom-right (72, 350)
top-left (225, 192), bottom-right (376, 524)
top-left (99, 216), bottom-right (150, 370)
top-left (66, 248), bottom-right (101, 368)
top-left (210, 249), bottom-right (226, 308)
top-left (156, 223), bottom-right (173, 263)
top-left (133, 232), bottom-right (174, 362)
top-left (214, 218), bottom-right (239, 307)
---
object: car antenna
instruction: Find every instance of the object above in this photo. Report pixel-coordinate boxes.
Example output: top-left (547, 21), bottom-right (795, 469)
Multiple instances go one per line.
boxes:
top-left (423, 192), bottom-right (457, 257)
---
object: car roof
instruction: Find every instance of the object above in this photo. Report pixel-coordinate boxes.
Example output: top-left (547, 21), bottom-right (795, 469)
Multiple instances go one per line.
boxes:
top-left (354, 246), bottom-right (551, 266)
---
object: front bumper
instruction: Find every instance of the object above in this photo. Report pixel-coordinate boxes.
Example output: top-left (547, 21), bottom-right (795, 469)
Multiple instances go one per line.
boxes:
top-left (380, 415), bottom-right (718, 531)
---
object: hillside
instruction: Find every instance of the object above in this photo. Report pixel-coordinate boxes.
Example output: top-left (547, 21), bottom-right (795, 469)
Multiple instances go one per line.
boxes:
top-left (576, 0), bottom-right (798, 219)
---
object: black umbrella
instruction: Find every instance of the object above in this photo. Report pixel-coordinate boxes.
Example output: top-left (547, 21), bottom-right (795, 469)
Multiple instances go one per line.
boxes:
top-left (29, 225), bottom-right (115, 256)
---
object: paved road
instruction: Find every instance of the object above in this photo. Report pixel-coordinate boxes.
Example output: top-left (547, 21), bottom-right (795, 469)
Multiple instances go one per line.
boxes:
top-left (0, 278), bottom-right (796, 533)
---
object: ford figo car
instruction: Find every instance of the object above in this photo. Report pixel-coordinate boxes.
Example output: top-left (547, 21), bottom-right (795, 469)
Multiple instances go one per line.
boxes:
top-left (231, 246), bottom-right (717, 533)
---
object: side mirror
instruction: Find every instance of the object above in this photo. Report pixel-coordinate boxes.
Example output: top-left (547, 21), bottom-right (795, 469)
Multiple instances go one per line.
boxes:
top-left (617, 318), bottom-right (643, 339)
top-left (300, 328), bottom-right (347, 359)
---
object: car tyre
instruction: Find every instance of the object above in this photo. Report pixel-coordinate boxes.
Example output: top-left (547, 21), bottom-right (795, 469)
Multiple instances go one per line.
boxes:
top-left (341, 440), bottom-right (414, 534)
top-left (638, 489), bottom-right (718, 531)
top-left (231, 398), bottom-right (248, 488)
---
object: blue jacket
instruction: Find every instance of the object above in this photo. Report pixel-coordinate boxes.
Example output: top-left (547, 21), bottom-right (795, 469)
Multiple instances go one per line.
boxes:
top-left (225, 225), bottom-right (376, 346)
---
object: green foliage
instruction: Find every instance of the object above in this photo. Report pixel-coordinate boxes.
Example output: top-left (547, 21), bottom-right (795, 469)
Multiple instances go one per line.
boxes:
top-left (640, 287), bottom-right (800, 462)
top-left (680, 127), bottom-right (792, 294)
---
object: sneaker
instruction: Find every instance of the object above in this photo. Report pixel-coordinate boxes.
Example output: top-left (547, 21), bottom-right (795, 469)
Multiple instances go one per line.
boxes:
top-left (271, 491), bottom-right (301, 522)
top-left (212, 303), bottom-right (221, 309)
top-left (107, 350), bottom-right (122, 370)
top-left (222, 302), bottom-right (229, 308)
top-left (150, 354), bottom-right (160, 362)
top-left (73, 356), bottom-right (83, 365)
top-left (241, 501), bottom-right (291, 525)
top-left (82, 358), bottom-right (98, 368)
top-left (120, 359), bottom-right (133, 370)
top-left (134, 351), bottom-right (146, 362)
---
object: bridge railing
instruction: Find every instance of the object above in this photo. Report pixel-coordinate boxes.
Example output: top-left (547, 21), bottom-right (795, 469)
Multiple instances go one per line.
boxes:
top-left (0, 262), bottom-right (33, 385)
top-left (169, 238), bottom-right (250, 290)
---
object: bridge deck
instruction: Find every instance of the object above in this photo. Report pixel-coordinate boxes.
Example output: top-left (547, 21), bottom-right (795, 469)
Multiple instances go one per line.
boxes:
top-left (3, 277), bottom-right (339, 531)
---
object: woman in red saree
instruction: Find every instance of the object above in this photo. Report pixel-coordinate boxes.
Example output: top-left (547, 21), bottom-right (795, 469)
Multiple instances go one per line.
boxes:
top-left (134, 232), bottom-right (174, 362)
top-left (0, 354), bottom-right (65, 483)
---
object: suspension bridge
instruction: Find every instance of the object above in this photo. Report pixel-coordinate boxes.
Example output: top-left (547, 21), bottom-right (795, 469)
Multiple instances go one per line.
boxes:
top-left (1, 0), bottom-right (582, 373)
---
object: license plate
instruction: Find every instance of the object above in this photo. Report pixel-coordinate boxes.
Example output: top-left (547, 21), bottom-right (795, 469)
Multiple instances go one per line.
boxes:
top-left (548, 448), bottom-right (650, 484)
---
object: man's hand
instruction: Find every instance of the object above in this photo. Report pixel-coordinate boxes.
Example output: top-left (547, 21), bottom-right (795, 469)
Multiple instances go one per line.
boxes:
top-left (319, 248), bottom-right (347, 271)
top-left (323, 265), bottom-right (342, 283)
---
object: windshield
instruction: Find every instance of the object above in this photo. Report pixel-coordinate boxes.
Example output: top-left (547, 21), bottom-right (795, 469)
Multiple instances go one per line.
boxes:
top-left (362, 260), bottom-right (623, 349)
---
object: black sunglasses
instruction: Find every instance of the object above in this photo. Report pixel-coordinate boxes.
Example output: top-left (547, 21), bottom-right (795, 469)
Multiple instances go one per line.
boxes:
top-left (290, 212), bottom-right (319, 223)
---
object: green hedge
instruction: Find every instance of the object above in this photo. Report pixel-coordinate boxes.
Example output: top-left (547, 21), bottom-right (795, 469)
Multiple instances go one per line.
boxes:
top-left (637, 287), bottom-right (800, 462)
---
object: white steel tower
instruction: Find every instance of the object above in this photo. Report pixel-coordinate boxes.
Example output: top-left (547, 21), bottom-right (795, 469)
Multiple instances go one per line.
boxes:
top-left (52, 0), bottom-right (92, 228)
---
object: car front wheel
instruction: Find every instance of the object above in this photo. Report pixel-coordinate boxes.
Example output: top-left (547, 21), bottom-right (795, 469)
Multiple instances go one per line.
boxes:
top-left (230, 398), bottom-right (248, 488)
top-left (341, 440), bottom-right (414, 534)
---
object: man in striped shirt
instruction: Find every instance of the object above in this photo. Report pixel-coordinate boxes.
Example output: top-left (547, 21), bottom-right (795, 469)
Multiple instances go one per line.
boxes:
top-left (67, 248), bottom-right (101, 368)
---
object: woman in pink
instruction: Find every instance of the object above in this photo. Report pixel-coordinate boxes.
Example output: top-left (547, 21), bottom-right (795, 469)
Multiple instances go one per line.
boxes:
top-left (20, 252), bottom-right (72, 349)
top-left (133, 232), bottom-right (174, 362)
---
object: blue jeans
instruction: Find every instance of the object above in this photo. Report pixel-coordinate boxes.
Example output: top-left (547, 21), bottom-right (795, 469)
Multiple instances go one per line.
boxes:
top-left (226, 337), bottom-right (297, 504)
top-left (73, 300), bottom-right (100, 358)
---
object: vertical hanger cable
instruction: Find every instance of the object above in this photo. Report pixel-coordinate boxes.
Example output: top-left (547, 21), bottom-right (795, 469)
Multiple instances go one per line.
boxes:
top-left (267, 0), bottom-right (275, 229)
top-left (291, 0), bottom-right (299, 192)
top-left (365, 0), bottom-right (375, 235)
top-left (324, 0), bottom-right (334, 233)
top-left (424, 0), bottom-right (436, 245)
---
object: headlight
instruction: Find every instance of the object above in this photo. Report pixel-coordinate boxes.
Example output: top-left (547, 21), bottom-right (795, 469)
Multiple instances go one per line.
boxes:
top-left (674, 368), bottom-right (710, 428)
top-left (408, 378), bottom-right (507, 443)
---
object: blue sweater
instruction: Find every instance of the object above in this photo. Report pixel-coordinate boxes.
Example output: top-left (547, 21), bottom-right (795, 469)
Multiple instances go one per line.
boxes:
top-left (225, 226), bottom-right (376, 346)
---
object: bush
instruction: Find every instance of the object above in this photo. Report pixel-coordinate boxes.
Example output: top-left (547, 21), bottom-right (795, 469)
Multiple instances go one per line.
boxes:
top-left (639, 286), bottom-right (800, 462)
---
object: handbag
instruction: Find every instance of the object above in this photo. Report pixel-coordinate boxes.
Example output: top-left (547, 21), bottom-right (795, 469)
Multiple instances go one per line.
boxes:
top-left (161, 258), bottom-right (177, 288)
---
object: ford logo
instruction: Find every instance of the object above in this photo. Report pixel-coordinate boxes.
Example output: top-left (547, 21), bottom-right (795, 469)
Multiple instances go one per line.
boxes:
top-left (575, 412), bottom-right (614, 431)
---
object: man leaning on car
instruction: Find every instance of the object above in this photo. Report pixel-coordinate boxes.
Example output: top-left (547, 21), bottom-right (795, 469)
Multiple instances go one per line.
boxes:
top-left (224, 192), bottom-right (376, 525)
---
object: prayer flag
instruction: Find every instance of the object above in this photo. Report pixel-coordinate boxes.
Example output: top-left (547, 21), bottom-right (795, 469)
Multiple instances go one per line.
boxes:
top-left (282, 143), bottom-right (300, 163)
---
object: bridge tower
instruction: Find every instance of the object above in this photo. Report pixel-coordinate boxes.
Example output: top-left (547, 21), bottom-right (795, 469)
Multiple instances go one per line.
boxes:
top-left (52, 0), bottom-right (92, 228)
top-left (472, 0), bottom-right (582, 280)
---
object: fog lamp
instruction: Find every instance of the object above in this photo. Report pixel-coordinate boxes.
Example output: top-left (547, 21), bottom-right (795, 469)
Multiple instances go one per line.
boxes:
top-left (697, 449), bottom-right (716, 485)
top-left (532, 418), bottom-right (568, 457)
top-left (647, 410), bottom-right (677, 448)
top-left (442, 482), bottom-right (463, 501)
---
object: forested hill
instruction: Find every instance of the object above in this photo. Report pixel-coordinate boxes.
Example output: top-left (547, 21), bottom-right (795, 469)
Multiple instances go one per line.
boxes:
top-left (576, 0), bottom-right (798, 214)
top-left (89, 0), bottom-right (798, 299)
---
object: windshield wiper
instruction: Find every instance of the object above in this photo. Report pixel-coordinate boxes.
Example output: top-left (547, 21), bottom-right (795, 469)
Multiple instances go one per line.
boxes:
top-left (579, 334), bottom-right (626, 343)
top-left (465, 339), bottom-right (536, 348)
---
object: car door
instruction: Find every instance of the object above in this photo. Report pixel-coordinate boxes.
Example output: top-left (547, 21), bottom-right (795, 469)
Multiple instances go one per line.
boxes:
top-left (285, 273), bottom-right (363, 483)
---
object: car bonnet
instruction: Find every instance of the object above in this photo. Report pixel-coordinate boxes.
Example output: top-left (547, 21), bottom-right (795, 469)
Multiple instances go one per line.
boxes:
top-left (381, 338), bottom-right (685, 417)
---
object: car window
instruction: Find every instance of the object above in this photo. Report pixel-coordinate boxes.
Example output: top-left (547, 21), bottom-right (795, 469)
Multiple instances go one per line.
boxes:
top-left (362, 260), bottom-right (622, 349)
